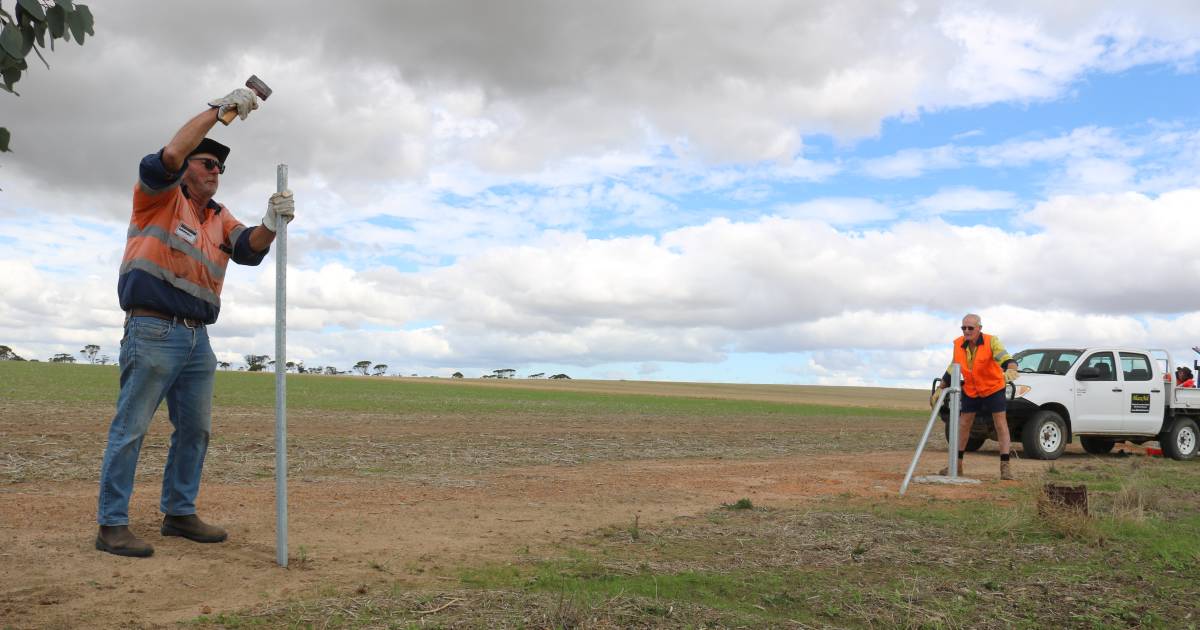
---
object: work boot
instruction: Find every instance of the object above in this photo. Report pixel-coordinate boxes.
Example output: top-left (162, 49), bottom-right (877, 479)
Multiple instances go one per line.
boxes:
top-left (95, 525), bottom-right (154, 558)
top-left (161, 514), bottom-right (227, 543)
top-left (1000, 460), bottom-right (1015, 481)
top-left (938, 460), bottom-right (965, 476)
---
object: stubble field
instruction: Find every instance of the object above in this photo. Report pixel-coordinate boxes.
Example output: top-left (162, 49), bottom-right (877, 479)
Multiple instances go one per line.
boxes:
top-left (1, 362), bottom-right (1199, 629)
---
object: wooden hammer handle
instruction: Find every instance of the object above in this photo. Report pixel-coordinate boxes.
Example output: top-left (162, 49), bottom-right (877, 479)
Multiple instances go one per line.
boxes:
top-left (217, 107), bottom-right (239, 126)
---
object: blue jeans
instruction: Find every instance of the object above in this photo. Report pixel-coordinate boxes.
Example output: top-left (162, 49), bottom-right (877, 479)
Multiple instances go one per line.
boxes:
top-left (97, 316), bottom-right (217, 526)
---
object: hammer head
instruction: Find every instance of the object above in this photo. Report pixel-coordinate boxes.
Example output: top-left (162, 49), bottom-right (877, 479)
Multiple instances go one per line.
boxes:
top-left (245, 75), bottom-right (272, 100)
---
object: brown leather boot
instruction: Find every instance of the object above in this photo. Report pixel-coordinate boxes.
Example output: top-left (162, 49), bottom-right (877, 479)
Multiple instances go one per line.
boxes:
top-left (161, 514), bottom-right (227, 543)
top-left (938, 460), bottom-right (965, 476)
top-left (95, 525), bottom-right (154, 557)
top-left (1000, 460), bottom-right (1015, 480)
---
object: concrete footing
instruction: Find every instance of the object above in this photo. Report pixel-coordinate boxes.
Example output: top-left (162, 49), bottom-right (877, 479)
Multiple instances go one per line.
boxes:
top-left (910, 475), bottom-right (982, 485)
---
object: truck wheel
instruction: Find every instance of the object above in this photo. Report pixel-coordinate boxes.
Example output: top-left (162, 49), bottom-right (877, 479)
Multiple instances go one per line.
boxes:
top-left (1079, 437), bottom-right (1115, 455)
top-left (1022, 410), bottom-right (1067, 460)
top-left (1161, 418), bottom-right (1199, 461)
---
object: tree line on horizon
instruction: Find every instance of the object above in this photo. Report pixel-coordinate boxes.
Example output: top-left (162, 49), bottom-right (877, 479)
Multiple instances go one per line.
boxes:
top-left (1, 345), bottom-right (570, 380)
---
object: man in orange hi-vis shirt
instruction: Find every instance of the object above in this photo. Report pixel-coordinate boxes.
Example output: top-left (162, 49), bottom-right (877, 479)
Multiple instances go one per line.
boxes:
top-left (936, 313), bottom-right (1019, 481)
top-left (95, 89), bottom-right (295, 557)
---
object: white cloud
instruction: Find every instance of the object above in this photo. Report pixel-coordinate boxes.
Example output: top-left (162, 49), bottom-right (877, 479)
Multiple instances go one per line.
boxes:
top-left (5, 2), bottom-right (1200, 384)
top-left (7, 183), bottom-right (1200, 375)
top-left (776, 198), bottom-right (896, 225)
top-left (914, 187), bottom-right (1019, 214)
top-left (861, 146), bottom-right (965, 179)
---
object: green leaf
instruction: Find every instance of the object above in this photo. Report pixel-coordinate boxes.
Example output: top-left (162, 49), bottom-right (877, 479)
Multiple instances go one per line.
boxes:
top-left (46, 6), bottom-right (65, 39)
top-left (0, 24), bottom-right (25, 58)
top-left (66, 9), bottom-right (84, 44)
top-left (30, 41), bottom-right (48, 69)
top-left (0, 127), bottom-right (10, 152)
top-left (17, 0), bottom-right (46, 22)
top-left (76, 4), bottom-right (93, 35)
top-left (34, 20), bottom-right (46, 48)
top-left (1, 65), bottom-right (20, 87)
top-left (54, 0), bottom-right (75, 10)
top-left (18, 25), bottom-right (34, 55)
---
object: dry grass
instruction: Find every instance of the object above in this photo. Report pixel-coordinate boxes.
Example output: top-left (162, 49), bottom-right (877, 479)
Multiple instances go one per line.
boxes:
top-left (429, 377), bottom-right (930, 411)
top-left (210, 588), bottom-right (749, 629)
top-left (1109, 477), bottom-right (1161, 524)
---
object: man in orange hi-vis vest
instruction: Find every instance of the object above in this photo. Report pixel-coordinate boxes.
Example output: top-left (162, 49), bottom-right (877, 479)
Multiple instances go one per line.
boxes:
top-left (95, 89), bottom-right (295, 557)
top-left (937, 313), bottom-right (1019, 480)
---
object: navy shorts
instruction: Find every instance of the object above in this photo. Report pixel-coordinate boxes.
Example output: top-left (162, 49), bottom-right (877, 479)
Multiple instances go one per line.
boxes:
top-left (961, 388), bottom-right (1006, 414)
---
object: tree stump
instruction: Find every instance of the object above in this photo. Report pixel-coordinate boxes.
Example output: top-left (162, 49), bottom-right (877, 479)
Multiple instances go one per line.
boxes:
top-left (1039, 483), bottom-right (1088, 516)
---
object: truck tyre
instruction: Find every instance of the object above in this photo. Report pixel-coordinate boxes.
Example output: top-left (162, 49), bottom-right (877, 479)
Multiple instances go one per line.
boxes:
top-left (942, 423), bottom-right (986, 451)
top-left (1022, 410), bottom-right (1067, 460)
top-left (1079, 437), bottom-right (1115, 455)
top-left (1161, 418), bottom-right (1199, 461)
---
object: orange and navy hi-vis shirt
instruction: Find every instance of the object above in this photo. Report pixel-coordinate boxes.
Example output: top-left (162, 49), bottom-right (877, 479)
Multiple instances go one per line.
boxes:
top-left (117, 150), bottom-right (267, 324)
top-left (944, 333), bottom-right (1013, 398)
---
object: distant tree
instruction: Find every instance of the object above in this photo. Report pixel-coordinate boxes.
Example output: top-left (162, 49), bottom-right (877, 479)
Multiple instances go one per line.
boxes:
top-left (79, 344), bottom-right (99, 364)
top-left (549, 373), bottom-right (571, 380)
top-left (50, 352), bottom-right (75, 363)
top-left (324, 366), bottom-right (339, 376)
top-left (493, 368), bottom-right (516, 379)
top-left (0, 0), bottom-right (96, 153)
top-left (308, 365), bottom-right (322, 375)
top-left (244, 354), bottom-right (270, 372)
top-left (372, 363), bottom-right (388, 376)
top-left (528, 372), bottom-right (545, 379)
top-left (353, 360), bottom-right (371, 375)
top-left (0, 344), bottom-right (24, 361)
top-left (98, 355), bottom-right (111, 365)
top-left (451, 371), bottom-right (464, 379)
top-left (217, 361), bottom-right (231, 371)
top-left (285, 361), bottom-right (297, 373)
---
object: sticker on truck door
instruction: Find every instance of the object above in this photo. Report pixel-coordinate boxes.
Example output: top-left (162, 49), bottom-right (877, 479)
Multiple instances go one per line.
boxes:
top-left (1130, 393), bottom-right (1150, 413)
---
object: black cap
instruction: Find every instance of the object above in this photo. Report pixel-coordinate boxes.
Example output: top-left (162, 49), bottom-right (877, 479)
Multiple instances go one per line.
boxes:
top-left (188, 137), bottom-right (230, 163)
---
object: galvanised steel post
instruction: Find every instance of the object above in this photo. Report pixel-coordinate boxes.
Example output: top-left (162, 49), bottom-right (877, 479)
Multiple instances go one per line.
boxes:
top-left (948, 364), bottom-right (961, 479)
top-left (274, 164), bottom-right (288, 568)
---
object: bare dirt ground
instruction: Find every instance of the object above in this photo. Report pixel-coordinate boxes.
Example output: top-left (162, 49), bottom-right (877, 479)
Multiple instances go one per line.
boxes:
top-left (0, 382), bottom-right (1081, 629)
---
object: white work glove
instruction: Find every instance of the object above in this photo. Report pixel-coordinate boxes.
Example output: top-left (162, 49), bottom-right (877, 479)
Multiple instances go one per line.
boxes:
top-left (262, 190), bottom-right (294, 232)
top-left (209, 87), bottom-right (259, 121)
top-left (1005, 367), bottom-right (1019, 383)
top-left (930, 382), bottom-right (945, 409)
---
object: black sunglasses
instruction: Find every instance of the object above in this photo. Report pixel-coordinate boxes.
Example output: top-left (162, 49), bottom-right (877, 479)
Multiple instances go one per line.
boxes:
top-left (190, 157), bottom-right (225, 174)
top-left (961, 326), bottom-right (977, 331)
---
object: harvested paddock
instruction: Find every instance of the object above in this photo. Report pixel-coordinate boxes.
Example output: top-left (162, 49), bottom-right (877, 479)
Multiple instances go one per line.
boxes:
top-left (2, 363), bottom-right (1197, 628)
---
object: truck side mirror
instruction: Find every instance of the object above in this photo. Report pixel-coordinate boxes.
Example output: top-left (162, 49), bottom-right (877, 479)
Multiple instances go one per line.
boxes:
top-left (1076, 366), bottom-right (1100, 380)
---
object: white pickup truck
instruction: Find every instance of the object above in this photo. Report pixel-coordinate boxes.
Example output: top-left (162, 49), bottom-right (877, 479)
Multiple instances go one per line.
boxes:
top-left (935, 347), bottom-right (1200, 461)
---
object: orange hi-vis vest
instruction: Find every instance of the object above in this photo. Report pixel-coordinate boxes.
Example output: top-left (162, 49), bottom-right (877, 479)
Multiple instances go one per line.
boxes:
top-left (120, 183), bottom-right (248, 317)
top-left (953, 333), bottom-right (1006, 398)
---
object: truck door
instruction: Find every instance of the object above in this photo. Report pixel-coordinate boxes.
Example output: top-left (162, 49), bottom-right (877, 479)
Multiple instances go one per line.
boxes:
top-left (1119, 352), bottom-right (1161, 433)
top-left (1074, 351), bottom-right (1124, 433)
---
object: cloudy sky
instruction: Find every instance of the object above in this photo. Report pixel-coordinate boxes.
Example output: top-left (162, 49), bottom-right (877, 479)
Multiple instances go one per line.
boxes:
top-left (3, 0), bottom-right (1200, 386)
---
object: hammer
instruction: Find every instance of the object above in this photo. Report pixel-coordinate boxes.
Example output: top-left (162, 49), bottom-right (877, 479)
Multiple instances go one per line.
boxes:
top-left (218, 75), bottom-right (273, 125)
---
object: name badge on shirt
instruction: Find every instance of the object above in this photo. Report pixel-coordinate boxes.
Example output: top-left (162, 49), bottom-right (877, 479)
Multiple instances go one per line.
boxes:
top-left (175, 223), bottom-right (198, 245)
